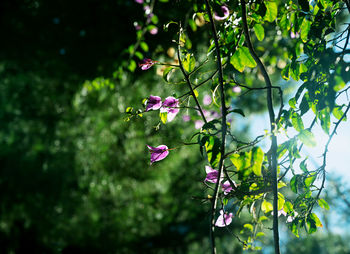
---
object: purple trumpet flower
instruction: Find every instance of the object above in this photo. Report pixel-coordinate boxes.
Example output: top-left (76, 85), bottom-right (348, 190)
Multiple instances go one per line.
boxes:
top-left (215, 210), bottom-right (233, 227)
top-left (147, 145), bottom-right (169, 164)
top-left (145, 95), bottom-right (162, 111)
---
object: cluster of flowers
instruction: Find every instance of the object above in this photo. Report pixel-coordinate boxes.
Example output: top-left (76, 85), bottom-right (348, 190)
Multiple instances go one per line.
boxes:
top-left (205, 166), bottom-right (236, 227)
top-left (146, 96), bottom-right (180, 164)
top-left (146, 95), bottom-right (180, 122)
top-left (205, 166), bottom-right (235, 195)
top-left (134, 0), bottom-right (158, 35)
top-left (272, 209), bottom-right (299, 223)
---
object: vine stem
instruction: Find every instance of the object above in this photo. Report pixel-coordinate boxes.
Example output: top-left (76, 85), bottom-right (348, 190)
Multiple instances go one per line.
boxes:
top-left (240, 1), bottom-right (280, 253)
top-left (177, 45), bottom-right (208, 124)
top-left (204, 1), bottom-right (227, 253)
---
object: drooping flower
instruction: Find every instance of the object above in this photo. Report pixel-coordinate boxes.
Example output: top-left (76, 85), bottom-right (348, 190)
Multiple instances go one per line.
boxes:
top-left (205, 166), bottom-right (219, 183)
top-left (215, 210), bottom-right (233, 227)
top-left (139, 58), bottom-right (157, 70)
top-left (222, 180), bottom-right (236, 195)
top-left (147, 145), bottom-right (169, 164)
top-left (161, 96), bottom-right (179, 122)
top-left (214, 5), bottom-right (230, 21)
top-left (145, 95), bottom-right (162, 111)
top-left (203, 94), bottom-right (212, 105)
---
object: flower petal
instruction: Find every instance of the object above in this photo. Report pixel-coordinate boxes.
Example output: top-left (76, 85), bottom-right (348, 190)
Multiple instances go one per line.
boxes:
top-left (214, 5), bottom-right (230, 21)
top-left (215, 210), bottom-right (233, 227)
top-left (146, 95), bottom-right (162, 111)
top-left (147, 145), bottom-right (169, 164)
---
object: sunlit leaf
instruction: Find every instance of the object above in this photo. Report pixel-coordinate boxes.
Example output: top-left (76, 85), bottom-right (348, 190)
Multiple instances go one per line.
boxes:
top-left (298, 129), bottom-right (316, 147)
top-left (318, 198), bottom-right (330, 210)
top-left (264, 1), bottom-right (278, 22)
top-left (261, 200), bottom-right (273, 213)
top-left (252, 147), bottom-right (264, 177)
top-left (254, 24), bottom-right (265, 41)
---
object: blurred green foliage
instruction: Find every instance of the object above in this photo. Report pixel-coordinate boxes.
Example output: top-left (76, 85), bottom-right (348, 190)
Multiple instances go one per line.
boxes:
top-left (1, 0), bottom-right (350, 253)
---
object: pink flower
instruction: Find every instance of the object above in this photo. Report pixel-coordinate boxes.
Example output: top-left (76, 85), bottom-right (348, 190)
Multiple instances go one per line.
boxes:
top-left (161, 96), bottom-right (179, 122)
top-left (147, 145), bottom-right (169, 164)
top-left (232, 86), bottom-right (241, 93)
top-left (214, 5), bottom-right (230, 21)
top-left (286, 211), bottom-right (298, 223)
top-left (139, 58), bottom-right (157, 70)
top-left (182, 115), bottom-right (191, 122)
top-left (222, 180), bottom-right (236, 195)
top-left (290, 31), bottom-right (299, 39)
top-left (272, 209), bottom-right (287, 217)
top-left (150, 27), bottom-right (158, 35)
top-left (215, 210), bottom-right (233, 227)
top-left (195, 120), bottom-right (204, 129)
top-left (205, 166), bottom-right (219, 183)
top-left (203, 94), bottom-right (212, 105)
top-left (135, 0), bottom-right (143, 3)
top-left (145, 95), bottom-right (162, 111)
top-left (143, 5), bottom-right (151, 15)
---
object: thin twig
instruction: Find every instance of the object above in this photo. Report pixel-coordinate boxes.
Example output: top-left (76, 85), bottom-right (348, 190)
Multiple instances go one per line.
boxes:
top-left (204, 0), bottom-right (228, 253)
top-left (240, 0), bottom-right (280, 253)
top-left (177, 44), bottom-right (208, 124)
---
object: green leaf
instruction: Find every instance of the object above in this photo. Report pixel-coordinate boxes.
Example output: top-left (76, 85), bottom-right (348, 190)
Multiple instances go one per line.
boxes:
top-left (230, 47), bottom-right (257, 72)
top-left (230, 151), bottom-right (252, 176)
top-left (300, 18), bottom-right (311, 43)
top-left (231, 108), bottom-right (245, 117)
top-left (140, 41), bottom-right (149, 52)
top-left (318, 198), bottom-right (330, 210)
top-left (264, 1), bottom-right (278, 22)
top-left (205, 136), bottom-right (221, 168)
top-left (183, 53), bottom-right (196, 73)
top-left (291, 112), bottom-right (304, 132)
top-left (310, 213), bottom-right (323, 227)
top-left (281, 64), bottom-right (290, 80)
top-left (277, 141), bottom-right (289, 159)
top-left (300, 93), bottom-right (310, 116)
top-left (290, 175), bottom-right (298, 193)
top-left (319, 108), bottom-right (330, 134)
top-left (128, 60), bottom-right (137, 72)
top-left (278, 181), bottom-right (287, 189)
top-left (304, 172), bottom-right (316, 187)
top-left (160, 112), bottom-right (167, 124)
top-left (289, 98), bottom-right (297, 109)
top-left (306, 214), bottom-right (317, 234)
top-left (261, 200), bottom-right (273, 213)
top-left (244, 224), bottom-right (254, 232)
top-left (290, 62), bottom-right (300, 81)
top-left (290, 221), bottom-right (299, 237)
top-left (278, 192), bottom-right (285, 210)
top-left (251, 147), bottom-right (264, 176)
top-left (333, 106), bottom-right (344, 120)
top-left (299, 158), bottom-right (308, 173)
top-left (254, 24), bottom-right (265, 41)
top-left (334, 76), bottom-right (346, 91)
top-left (163, 67), bottom-right (173, 82)
top-left (298, 129), bottom-right (316, 147)
top-left (284, 201), bottom-right (294, 213)
top-left (279, 13), bottom-right (291, 32)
